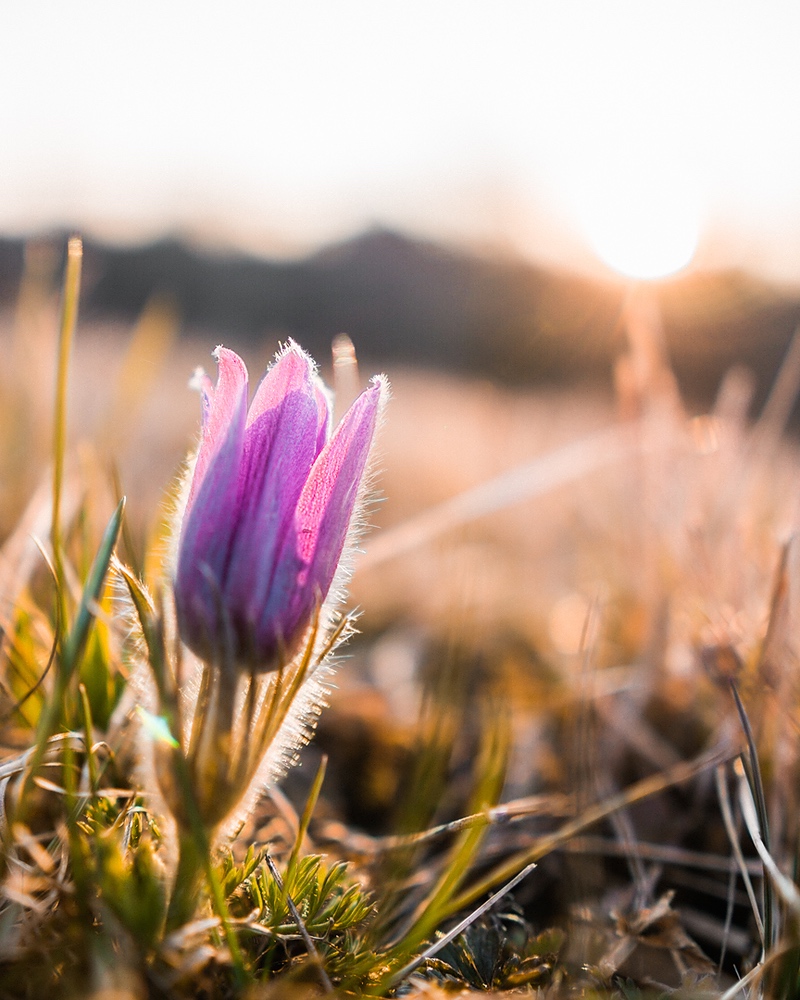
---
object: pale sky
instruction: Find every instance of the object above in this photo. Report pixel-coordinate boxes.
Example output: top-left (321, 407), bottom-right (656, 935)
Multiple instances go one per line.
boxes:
top-left (3, 1), bottom-right (800, 282)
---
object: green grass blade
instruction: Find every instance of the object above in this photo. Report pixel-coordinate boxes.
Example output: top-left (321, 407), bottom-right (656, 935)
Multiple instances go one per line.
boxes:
top-left (60, 498), bottom-right (126, 679)
top-left (375, 711), bottom-right (509, 992)
top-left (13, 499), bottom-right (126, 821)
top-left (285, 754), bottom-right (328, 891)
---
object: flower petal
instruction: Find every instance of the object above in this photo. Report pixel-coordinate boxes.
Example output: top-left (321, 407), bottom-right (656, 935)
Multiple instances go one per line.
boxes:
top-left (186, 347), bottom-right (249, 518)
top-left (257, 375), bottom-right (386, 650)
top-left (247, 341), bottom-right (331, 453)
top-left (175, 350), bottom-right (249, 661)
top-left (221, 346), bottom-right (332, 658)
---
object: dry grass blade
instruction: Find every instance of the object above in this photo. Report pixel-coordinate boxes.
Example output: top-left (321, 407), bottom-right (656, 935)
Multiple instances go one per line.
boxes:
top-left (562, 833), bottom-right (762, 876)
top-left (715, 763), bottom-right (764, 950)
top-left (0, 731), bottom-right (86, 781)
top-left (737, 760), bottom-right (800, 914)
top-left (729, 679), bottom-right (776, 949)
top-left (51, 236), bottom-right (82, 612)
top-left (719, 958), bottom-right (765, 1000)
top-left (361, 792), bottom-right (573, 855)
top-left (449, 741), bottom-right (737, 915)
top-left (385, 861), bottom-right (537, 990)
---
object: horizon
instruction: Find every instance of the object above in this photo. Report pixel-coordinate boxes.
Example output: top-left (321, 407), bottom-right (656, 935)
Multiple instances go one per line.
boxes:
top-left (3, 2), bottom-right (800, 286)
top-left (2, 222), bottom-right (796, 293)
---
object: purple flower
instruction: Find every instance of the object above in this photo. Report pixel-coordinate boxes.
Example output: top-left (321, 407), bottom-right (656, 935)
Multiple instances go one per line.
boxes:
top-left (175, 343), bottom-right (385, 671)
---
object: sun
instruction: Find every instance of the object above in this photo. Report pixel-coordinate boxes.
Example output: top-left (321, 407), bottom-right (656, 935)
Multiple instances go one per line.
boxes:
top-left (566, 158), bottom-right (702, 281)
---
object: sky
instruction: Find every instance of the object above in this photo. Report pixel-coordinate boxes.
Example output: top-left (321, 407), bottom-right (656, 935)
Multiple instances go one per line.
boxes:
top-left (2, 1), bottom-right (800, 283)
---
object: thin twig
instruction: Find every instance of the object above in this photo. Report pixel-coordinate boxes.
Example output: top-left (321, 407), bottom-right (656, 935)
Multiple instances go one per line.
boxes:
top-left (264, 853), bottom-right (334, 994)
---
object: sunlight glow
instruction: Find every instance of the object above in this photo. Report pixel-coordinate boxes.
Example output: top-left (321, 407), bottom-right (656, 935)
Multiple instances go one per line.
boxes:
top-left (0, 3), bottom-right (798, 280)
top-left (567, 160), bottom-right (702, 281)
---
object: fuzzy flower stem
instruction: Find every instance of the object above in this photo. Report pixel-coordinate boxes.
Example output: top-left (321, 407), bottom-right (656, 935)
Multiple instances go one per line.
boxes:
top-left (163, 747), bottom-right (245, 982)
top-left (187, 666), bottom-right (238, 823)
top-left (166, 826), bottom-right (206, 932)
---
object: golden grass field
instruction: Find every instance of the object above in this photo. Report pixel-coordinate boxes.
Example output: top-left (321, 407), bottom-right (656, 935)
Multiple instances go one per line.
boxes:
top-left (2, 260), bottom-right (800, 997)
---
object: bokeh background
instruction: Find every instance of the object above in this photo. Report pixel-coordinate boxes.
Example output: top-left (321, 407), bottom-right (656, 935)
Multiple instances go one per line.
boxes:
top-left (3, 2), bottom-right (800, 537)
top-left (2, 2), bottom-right (800, 386)
top-left (2, 2), bottom-right (800, 433)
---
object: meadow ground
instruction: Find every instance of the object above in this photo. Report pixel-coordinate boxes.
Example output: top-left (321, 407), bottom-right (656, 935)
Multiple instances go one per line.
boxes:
top-left (1, 267), bottom-right (799, 998)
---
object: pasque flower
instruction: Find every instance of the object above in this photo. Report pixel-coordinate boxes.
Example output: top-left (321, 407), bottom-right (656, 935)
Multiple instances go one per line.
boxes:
top-left (174, 342), bottom-right (386, 671)
top-left (119, 340), bottom-right (386, 930)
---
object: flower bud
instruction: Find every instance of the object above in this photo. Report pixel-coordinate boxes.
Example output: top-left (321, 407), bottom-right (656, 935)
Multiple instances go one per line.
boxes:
top-left (174, 342), bottom-right (385, 672)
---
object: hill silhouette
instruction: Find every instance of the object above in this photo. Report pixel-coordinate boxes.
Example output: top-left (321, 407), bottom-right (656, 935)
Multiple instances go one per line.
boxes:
top-left (2, 228), bottom-right (799, 414)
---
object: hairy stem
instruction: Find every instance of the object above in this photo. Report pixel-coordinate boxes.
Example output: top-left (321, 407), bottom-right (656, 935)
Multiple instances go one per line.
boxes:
top-left (166, 826), bottom-right (208, 932)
